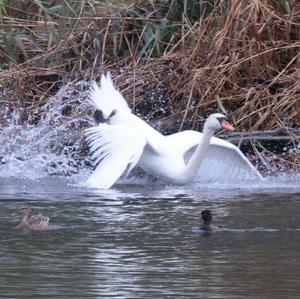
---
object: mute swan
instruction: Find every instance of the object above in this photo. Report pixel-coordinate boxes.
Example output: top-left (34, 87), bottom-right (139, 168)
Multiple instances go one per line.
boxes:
top-left (16, 208), bottom-right (49, 230)
top-left (84, 73), bottom-right (262, 189)
top-left (200, 210), bottom-right (219, 231)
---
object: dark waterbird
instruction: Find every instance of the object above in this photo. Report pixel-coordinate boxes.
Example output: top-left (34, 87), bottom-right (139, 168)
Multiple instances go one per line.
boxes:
top-left (200, 209), bottom-right (219, 231)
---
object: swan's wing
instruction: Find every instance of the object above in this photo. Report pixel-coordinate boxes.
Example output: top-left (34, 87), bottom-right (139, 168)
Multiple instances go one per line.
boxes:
top-left (181, 133), bottom-right (263, 181)
top-left (83, 123), bottom-right (146, 189)
top-left (89, 74), bottom-right (166, 155)
top-left (90, 73), bottom-right (131, 118)
top-left (200, 142), bottom-right (262, 181)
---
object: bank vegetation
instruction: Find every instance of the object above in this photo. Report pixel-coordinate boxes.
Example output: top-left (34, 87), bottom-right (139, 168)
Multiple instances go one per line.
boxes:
top-left (0, 0), bottom-right (299, 173)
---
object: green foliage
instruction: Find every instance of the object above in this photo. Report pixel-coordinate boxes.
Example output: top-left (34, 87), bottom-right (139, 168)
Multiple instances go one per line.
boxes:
top-left (0, 0), bottom-right (297, 81)
top-left (0, 0), bottom-right (219, 68)
top-left (0, 0), bottom-right (7, 16)
top-left (129, 0), bottom-right (218, 59)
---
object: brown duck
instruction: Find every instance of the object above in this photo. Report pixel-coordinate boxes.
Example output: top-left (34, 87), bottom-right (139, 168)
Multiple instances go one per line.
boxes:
top-left (16, 207), bottom-right (49, 231)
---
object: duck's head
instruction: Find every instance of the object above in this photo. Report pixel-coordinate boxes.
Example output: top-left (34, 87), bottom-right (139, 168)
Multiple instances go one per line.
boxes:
top-left (201, 209), bottom-right (213, 224)
top-left (204, 113), bottom-right (235, 132)
top-left (17, 207), bottom-right (32, 216)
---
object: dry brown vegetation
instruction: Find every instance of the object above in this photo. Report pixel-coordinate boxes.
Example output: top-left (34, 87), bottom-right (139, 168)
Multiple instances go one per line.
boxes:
top-left (0, 0), bottom-right (299, 173)
top-left (119, 0), bottom-right (300, 133)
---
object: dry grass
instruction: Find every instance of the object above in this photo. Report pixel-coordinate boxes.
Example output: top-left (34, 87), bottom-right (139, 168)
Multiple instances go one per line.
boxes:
top-left (126, 0), bottom-right (300, 133)
top-left (0, 0), bottom-right (207, 113)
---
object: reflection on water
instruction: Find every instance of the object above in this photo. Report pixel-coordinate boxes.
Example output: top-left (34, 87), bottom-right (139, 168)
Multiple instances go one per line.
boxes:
top-left (0, 177), bottom-right (300, 298)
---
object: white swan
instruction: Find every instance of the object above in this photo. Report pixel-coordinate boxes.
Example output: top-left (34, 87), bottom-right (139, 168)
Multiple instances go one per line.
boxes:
top-left (84, 73), bottom-right (263, 189)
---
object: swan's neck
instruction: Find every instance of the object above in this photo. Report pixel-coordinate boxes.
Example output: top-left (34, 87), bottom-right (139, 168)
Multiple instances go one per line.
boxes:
top-left (182, 126), bottom-right (215, 181)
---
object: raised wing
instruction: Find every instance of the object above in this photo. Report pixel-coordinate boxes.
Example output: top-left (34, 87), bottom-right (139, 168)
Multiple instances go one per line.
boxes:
top-left (197, 143), bottom-right (263, 181)
top-left (174, 131), bottom-right (263, 181)
top-left (90, 73), bottom-right (131, 119)
top-left (83, 123), bottom-right (147, 189)
top-left (90, 74), bottom-right (166, 154)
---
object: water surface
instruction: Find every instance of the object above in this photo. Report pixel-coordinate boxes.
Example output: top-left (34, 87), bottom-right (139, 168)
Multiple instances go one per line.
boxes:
top-left (1, 177), bottom-right (300, 298)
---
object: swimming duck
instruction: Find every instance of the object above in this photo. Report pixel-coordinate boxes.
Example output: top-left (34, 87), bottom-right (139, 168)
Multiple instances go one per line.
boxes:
top-left (16, 207), bottom-right (49, 231)
top-left (200, 209), bottom-right (218, 231)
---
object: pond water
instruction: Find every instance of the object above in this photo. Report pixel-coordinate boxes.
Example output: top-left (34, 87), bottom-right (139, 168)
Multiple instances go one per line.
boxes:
top-left (1, 176), bottom-right (300, 298)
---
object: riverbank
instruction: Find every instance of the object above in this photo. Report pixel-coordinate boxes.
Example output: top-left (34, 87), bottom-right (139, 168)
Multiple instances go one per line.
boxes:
top-left (0, 0), bottom-right (299, 175)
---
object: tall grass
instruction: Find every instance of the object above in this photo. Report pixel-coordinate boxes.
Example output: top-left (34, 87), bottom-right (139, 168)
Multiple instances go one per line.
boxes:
top-left (0, 0), bottom-right (209, 106)
top-left (0, 0), bottom-right (210, 68)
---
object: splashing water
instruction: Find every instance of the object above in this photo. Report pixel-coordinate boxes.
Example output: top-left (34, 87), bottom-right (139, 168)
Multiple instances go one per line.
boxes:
top-left (0, 81), bottom-right (92, 180)
top-left (0, 80), bottom-right (299, 191)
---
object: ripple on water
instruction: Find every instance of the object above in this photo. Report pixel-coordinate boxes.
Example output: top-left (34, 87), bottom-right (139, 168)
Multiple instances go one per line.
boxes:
top-left (0, 177), bottom-right (300, 298)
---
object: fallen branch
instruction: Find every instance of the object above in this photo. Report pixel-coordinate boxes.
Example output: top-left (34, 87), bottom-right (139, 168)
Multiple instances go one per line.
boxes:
top-left (220, 128), bottom-right (300, 141)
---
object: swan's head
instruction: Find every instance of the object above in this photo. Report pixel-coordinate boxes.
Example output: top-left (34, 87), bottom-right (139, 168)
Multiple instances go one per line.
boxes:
top-left (204, 113), bottom-right (235, 132)
top-left (201, 209), bottom-right (213, 224)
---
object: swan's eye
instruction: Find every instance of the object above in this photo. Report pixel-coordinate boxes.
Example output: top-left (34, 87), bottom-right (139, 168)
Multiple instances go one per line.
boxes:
top-left (217, 116), bottom-right (227, 121)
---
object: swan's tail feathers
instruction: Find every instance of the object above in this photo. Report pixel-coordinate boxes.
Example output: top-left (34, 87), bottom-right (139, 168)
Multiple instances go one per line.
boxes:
top-left (83, 123), bottom-right (146, 189)
top-left (90, 73), bottom-right (131, 119)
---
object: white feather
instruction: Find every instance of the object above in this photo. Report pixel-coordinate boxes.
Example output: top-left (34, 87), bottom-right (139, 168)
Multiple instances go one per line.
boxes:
top-left (83, 74), bottom-right (263, 189)
top-left (90, 73), bottom-right (131, 119)
top-left (168, 130), bottom-right (262, 181)
top-left (83, 124), bottom-right (146, 189)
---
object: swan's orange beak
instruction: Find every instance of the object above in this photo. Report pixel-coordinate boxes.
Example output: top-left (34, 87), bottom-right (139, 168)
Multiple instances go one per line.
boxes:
top-left (220, 120), bottom-right (235, 131)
